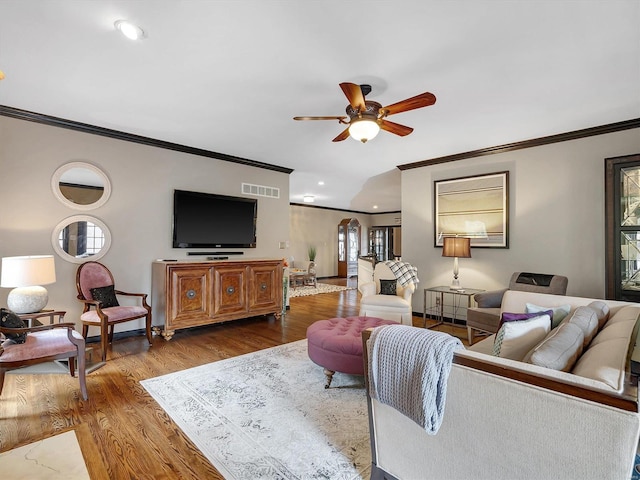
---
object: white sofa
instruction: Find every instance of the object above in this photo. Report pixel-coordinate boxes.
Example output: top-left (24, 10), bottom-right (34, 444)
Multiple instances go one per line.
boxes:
top-left (364, 290), bottom-right (640, 480)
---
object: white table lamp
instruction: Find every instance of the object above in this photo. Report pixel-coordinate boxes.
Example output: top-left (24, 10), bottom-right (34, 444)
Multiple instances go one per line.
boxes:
top-left (1, 255), bottom-right (57, 314)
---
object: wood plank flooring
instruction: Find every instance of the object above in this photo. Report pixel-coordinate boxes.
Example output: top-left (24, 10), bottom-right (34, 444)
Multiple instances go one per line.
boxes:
top-left (0, 277), bottom-right (470, 479)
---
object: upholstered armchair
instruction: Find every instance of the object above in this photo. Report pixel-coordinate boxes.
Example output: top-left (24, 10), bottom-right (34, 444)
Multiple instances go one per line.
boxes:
top-left (358, 262), bottom-right (415, 325)
top-left (466, 272), bottom-right (568, 344)
top-left (0, 310), bottom-right (88, 400)
top-left (76, 261), bottom-right (152, 362)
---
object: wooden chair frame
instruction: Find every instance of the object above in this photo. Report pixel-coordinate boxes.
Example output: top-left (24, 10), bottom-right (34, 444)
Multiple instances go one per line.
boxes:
top-left (76, 261), bottom-right (152, 362)
top-left (0, 311), bottom-right (88, 400)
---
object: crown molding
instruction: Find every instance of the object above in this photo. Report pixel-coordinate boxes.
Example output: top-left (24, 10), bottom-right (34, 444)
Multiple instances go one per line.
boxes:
top-left (0, 105), bottom-right (294, 175)
top-left (397, 118), bottom-right (640, 170)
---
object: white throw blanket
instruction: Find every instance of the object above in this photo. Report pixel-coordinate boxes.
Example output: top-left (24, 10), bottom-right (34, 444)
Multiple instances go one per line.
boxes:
top-left (367, 325), bottom-right (464, 434)
top-left (382, 260), bottom-right (419, 287)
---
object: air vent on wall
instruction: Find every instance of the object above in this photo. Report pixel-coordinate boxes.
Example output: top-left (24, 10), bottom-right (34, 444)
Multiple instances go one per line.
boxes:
top-left (242, 183), bottom-right (280, 199)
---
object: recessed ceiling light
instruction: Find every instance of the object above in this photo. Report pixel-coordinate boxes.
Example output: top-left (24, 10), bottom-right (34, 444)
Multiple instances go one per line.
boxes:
top-left (373, 205), bottom-right (379, 209)
top-left (114, 20), bottom-right (146, 40)
top-left (303, 195), bottom-right (315, 203)
top-left (318, 181), bottom-right (325, 186)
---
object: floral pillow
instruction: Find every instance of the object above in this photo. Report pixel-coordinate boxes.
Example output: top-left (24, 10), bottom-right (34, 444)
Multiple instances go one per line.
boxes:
top-left (90, 285), bottom-right (120, 308)
top-left (379, 279), bottom-right (397, 296)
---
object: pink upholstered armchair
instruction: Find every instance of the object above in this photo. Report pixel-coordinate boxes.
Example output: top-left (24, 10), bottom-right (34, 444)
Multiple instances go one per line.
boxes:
top-left (0, 310), bottom-right (88, 400)
top-left (76, 261), bottom-right (152, 362)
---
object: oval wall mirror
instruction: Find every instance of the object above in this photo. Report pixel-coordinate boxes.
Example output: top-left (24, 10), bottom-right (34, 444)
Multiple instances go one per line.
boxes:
top-left (51, 162), bottom-right (111, 210)
top-left (51, 215), bottom-right (112, 264)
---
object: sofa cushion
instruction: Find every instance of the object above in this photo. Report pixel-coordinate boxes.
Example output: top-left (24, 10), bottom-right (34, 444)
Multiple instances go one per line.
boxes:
top-left (589, 315), bottom-right (638, 348)
top-left (571, 337), bottom-right (629, 392)
top-left (565, 306), bottom-right (598, 348)
top-left (525, 303), bottom-right (571, 329)
top-left (493, 314), bottom-right (551, 360)
top-left (525, 322), bottom-right (584, 371)
top-left (588, 301), bottom-right (610, 330)
top-left (600, 305), bottom-right (639, 329)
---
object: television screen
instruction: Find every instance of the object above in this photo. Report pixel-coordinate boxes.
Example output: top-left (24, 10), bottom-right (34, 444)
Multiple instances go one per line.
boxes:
top-left (172, 190), bottom-right (257, 248)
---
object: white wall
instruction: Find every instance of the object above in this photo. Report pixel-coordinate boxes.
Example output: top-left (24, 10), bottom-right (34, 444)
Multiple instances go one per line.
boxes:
top-left (370, 212), bottom-right (401, 227)
top-left (402, 128), bottom-right (640, 313)
top-left (0, 116), bottom-right (290, 333)
top-left (289, 205), bottom-right (372, 277)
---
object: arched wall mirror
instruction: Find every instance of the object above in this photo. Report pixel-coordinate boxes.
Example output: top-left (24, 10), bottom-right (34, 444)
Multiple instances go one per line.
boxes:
top-left (51, 162), bottom-right (111, 210)
top-left (51, 215), bottom-right (112, 263)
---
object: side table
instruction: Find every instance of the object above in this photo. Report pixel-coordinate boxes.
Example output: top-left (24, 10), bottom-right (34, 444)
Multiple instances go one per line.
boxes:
top-left (423, 286), bottom-right (485, 329)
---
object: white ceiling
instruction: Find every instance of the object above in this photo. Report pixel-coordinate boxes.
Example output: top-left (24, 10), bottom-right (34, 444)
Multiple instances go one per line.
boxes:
top-left (1, 1), bottom-right (638, 213)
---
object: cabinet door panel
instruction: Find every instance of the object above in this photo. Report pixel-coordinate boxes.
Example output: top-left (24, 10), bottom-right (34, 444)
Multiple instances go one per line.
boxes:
top-left (249, 263), bottom-right (280, 310)
top-left (170, 267), bottom-right (213, 325)
top-left (213, 266), bottom-right (247, 315)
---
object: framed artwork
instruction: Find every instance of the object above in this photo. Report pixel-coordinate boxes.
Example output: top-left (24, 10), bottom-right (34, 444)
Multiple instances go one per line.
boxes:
top-left (434, 171), bottom-right (509, 248)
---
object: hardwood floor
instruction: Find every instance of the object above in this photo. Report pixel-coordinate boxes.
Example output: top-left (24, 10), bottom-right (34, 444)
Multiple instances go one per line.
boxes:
top-left (0, 277), bottom-right (470, 479)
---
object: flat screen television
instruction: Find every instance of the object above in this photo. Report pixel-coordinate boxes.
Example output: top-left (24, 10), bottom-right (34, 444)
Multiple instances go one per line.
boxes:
top-left (172, 189), bottom-right (257, 248)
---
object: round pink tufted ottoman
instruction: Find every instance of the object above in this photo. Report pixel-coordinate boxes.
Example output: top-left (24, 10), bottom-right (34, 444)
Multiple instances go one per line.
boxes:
top-left (307, 316), bottom-right (397, 388)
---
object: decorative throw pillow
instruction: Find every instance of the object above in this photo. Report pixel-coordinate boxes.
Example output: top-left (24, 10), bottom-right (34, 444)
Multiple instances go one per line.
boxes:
top-left (566, 306), bottom-right (598, 348)
top-left (379, 279), bottom-right (397, 296)
top-left (90, 285), bottom-right (120, 308)
top-left (493, 314), bottom-right (551, 360)
top-left (525, 303), bottom-right (571, 329)
top-left (526, 322), bottom-right (584, 371)
top-left (500, 311), bottom-right (553, 329)
top-left (587, 301), bottom-right (610, 330)
top-left (0, 307), bottom-right (27, 344)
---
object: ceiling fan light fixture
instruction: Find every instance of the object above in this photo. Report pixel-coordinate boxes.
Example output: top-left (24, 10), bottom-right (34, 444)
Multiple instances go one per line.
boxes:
top-left (348, 118), bottom-right (380, 143)
top-left (114, 20), bottom-right (146, 40)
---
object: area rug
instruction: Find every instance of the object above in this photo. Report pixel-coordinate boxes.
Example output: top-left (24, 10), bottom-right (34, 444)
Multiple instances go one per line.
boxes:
top-left (288, 283), bottom-right (355, 298)
top-left (141, 340), bottom-right (370, 479)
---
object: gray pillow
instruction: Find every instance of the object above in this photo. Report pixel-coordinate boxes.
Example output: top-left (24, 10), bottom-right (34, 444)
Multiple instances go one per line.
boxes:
top-left (527, 322), bottom-right (584, 372)
top-left (588, 301), bottom-right (610, 330)
top-left (567, 306), bottom-right (598, 348)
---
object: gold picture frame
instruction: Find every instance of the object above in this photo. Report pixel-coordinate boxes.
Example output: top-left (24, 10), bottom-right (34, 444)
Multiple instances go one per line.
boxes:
top-left (434, 171), bottom-right (509, 248)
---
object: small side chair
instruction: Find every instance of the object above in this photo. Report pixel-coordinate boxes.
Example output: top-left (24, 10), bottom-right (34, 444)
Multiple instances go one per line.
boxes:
top-left (0, 310), bottom-right (88, 401)
top-left (76, 261), bottom-right (152, 362)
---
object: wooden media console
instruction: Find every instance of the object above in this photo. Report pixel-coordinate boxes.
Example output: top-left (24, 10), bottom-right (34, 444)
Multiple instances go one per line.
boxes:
top-left (151, 259), bottom-right (284, 340)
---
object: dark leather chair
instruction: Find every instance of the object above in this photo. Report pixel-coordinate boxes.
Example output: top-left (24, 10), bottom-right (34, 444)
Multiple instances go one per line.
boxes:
top-left (466, 272), bottom-right (568, 345)
top-left (76, 261), bottom-right (152, 362)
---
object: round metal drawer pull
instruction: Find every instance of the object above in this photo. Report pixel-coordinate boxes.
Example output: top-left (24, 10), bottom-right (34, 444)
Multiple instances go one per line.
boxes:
top-left (260, 283), bottom-right (267, 291)
top-left (186, 289), bottom-right (196, 299)
top-left (226, 286), bottom-right (235, 295)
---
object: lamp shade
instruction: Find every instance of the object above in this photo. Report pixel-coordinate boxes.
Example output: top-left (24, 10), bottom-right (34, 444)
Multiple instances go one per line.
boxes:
top-left (1, 255), bottom-right (56, 314)
top-left (349, 118), bottom-right (380, 143)
top-left (1, 255), bottom-right (56, 287)
top-left (442, 237), bottom-right (471, 258)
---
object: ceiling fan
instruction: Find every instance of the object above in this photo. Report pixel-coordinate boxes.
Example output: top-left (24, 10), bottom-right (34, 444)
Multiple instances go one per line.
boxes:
top-left (293, 82), bottom-right (436, 143)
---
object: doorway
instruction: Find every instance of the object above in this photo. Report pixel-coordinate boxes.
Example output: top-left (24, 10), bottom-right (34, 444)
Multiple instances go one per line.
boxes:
top-left (338, 218), bottom-right (361, 278)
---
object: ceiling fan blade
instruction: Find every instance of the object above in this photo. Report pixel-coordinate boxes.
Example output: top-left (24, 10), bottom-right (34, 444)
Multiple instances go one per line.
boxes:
top-left (380, 119), bottom-right (414, 137)
top-left (332, 127), bottom-right (351, 142)
top-left (339, 82), bottom-right (366, 111)
top-left (381, 92), bottom-right (436, 116)
top-left (293, 116), bottom-right (348, 121)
